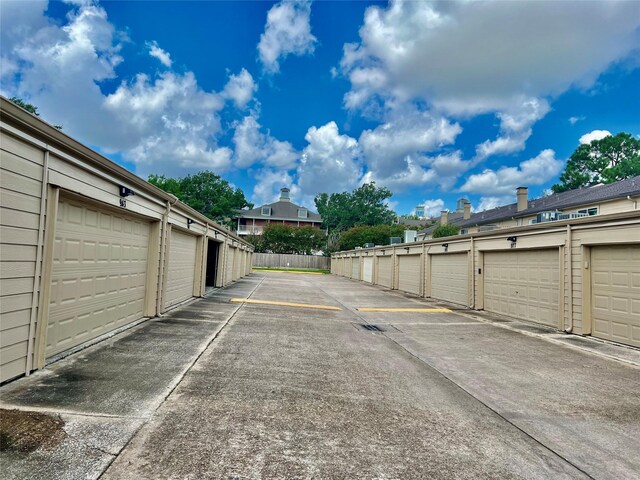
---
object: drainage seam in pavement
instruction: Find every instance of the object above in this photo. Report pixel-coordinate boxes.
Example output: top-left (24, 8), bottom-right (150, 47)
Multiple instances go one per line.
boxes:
top-left (96, 276), bottom-right (265, 479)
top-left (316, 284), bottom-right (597, 480)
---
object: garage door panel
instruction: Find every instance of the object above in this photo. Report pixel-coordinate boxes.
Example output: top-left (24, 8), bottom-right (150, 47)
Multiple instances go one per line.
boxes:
top-left (431, 253), bottom-right (468, 306)
top-left (363, 257), bottom-right (373, 283)
top-left (592, 245), bottom-right (640, 347)
top-left (226, 247), bottom-right (235, 284)
top-left (165, 230), bottom-right (197, 308)
top-left (351, 258), bottom-right (360, 280)
top-left (398, 255), bottom-right (421, 295)
top-left (378, 256), bottom-right (392, 288)
top-left (484, 249), bottom-right (558, 327)
top-left (47, 199), bottom-right (150, 357)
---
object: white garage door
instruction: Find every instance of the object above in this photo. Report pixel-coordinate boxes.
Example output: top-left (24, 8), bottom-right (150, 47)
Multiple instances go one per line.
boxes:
top-left (431, 253), bottom-right (468, 306)
top-left (378, 256), bottom-right (393, 288)
top-left (165, 229), bottom-right (198, 308)
top-left (47, 198), bottom-right (150, 356)
top-left (362, 257), bottom-right (373, 283)
top-left (484, 249), bottom-right (559, 326)
top-left (398, 255), bottom-right (422, 295)
top-left (351, 257), bottom-right (360, 280)
top-left (591, 245), bottom-right (640, 347)
top-left (225, 246), bottom-right (236, 284)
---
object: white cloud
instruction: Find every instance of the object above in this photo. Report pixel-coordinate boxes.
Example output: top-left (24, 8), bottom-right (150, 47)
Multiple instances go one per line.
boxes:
top-left (459, 149), bottom-right (563, 196)
top-left (258, 0), bottom-right (317, 74)
top-left (1, 2), bottom-right (237, 177)
top-left (476, 196), bottom-right (513, 212)
top-left (362, 150), bottom-right (472, 193)
top-left (359, 106), bottom-right (461, 177)
top-left (297, 121), bottom-right (362, 197)
top-left (579, 129), bottom-right (612, 145)
top-left (147, 41), bottom-right (172, 67)
top-left (475, 97), bottom-right (550, 160)
top-left (252, 168), bottom-right (300, 206)
top-left (222, 68), bottom-right (257, 109)
top-left (417, 199), bottom-right (445, 218)
top-left (233, 114), bottom-right (298, 169)
top-left (340, 1), bottom-right (640, 116)
top-left (568, 116), bottom-right (586, 125)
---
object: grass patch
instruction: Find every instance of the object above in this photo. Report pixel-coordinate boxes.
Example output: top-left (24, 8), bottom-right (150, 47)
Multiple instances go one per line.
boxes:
top-left (252, 267), bottom-right (330, 274)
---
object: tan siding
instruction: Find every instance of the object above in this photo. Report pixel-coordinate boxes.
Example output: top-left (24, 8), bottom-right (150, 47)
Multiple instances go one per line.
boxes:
top-left (599, 199), bottom-right (635, 215)
top-left (1, 309), bottom-right (32, 330)
top-left (0, 261), bottom-right (36, 279)
top-left (0, 132), bottom-right (45, 164)
top-left (0, 245), bottom-right (37, 262)
top-left (0, 225), bottom-right (39, 245)
top-left (1, 169), bottom-right (42, 197)
top-left (0, 131), bottom-right (44, 383)
top-left (0, 293), bottom-right (32, 314)
top-left (0, 149), bottom-right (44, 180)
top-left (0, 209), bottom-right (40, 230)
top-left (1, 189), bottom-right (41, 214)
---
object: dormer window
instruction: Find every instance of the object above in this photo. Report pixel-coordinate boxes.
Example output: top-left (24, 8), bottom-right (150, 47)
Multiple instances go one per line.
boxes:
top-left (261, 207), bottom-right (271, 216)
top-left (298, 208), bottom-right (307, 218)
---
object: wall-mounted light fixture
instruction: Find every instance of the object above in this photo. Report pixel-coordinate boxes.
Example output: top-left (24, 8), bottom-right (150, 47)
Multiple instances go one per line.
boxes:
top-left (507, 236), bottom-right (517, 248)
top-left (404, 247), bottom-right (410, 252)
top-left (381, 250), bottom-right (385, 255)
top-left (119, 186), bottom-right (135, 197)
top-left (187, 218), bottom-right (194, 229)
top-left (442, 243), bottom-right (449, 252)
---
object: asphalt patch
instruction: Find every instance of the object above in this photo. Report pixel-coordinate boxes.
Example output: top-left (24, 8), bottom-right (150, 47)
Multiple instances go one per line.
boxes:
top-left (0, 409), bottom-right (66, 455)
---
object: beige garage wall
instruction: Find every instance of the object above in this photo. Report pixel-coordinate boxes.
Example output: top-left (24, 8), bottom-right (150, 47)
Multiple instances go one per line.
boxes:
top-left (332, 214), bottom-right (640, 347)
top-left (0, 132), bottom-right (45, 382)
top-left (0, 98), bottom-right (254, 383)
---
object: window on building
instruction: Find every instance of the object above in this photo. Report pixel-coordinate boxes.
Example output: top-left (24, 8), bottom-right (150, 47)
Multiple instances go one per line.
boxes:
top-left (578, 207), bottom-right (598, 216)
top-left (261, 207), bottom-right (271, 216)
top-left (298, 208), bottom-right (307, 218)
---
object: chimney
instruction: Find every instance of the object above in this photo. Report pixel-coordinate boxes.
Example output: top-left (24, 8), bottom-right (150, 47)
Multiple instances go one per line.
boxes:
top-left (463, 202), bottom-right (471, 220)
top-left (516, 187), bottom-right (528, 212)
top-left (440, 210), bottom-right (448, 225)
top-left (279, 187), bottom-right (290, 202)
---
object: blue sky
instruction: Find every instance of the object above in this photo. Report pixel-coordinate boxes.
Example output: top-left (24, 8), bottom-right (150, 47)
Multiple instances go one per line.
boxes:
top-left (2, 0), bottom-right (639, 216)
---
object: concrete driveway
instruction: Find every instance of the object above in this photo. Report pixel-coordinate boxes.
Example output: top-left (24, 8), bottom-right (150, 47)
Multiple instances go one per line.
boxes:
top-left (1, 272), bottom-right (639, 479)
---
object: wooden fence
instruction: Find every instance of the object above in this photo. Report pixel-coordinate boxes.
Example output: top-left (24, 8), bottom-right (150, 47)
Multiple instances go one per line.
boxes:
top-left (253, 253), bottom-right (330, 270)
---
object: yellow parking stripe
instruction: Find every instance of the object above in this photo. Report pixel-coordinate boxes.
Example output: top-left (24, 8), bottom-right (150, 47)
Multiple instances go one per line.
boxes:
top-left (356, 307), bottom-right (451, 313)
top-left (230, 298), bottom-right (341, 311)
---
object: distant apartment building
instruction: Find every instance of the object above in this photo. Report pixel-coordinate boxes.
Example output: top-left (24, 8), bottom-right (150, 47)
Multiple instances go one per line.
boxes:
top-left (234, 188), bottom-right (323, 236)
top-left (419, 177), bottom-right (640, 240)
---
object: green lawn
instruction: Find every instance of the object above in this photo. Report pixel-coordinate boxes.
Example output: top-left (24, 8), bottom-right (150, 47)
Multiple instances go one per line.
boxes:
top-left (252, 267), bottom-right (330, 274)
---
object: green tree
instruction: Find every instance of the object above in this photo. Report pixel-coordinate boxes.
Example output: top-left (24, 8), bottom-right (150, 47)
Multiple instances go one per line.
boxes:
top-left (250, 224), bottom-right (326, 254)
top-left (431, 223), bottom-right (461, 238)
top-left (9, 97), bottom-right (63, 129)
top-left (552, 132), bottom-right (640, 193)
top-left (148, 171), bottom-right (253, 227)
top-left (314, 182), bottom-right (397, 234)
top-left (9, 97), bottom-right (39, 116)
top-left (337, 224), bottom-right (407, 251)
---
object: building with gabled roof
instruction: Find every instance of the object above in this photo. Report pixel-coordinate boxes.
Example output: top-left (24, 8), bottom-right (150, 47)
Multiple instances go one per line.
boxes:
top-left (234, 188), bottom-right (323, 236)
top-left (419, 177), bottom-right (640, 240)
